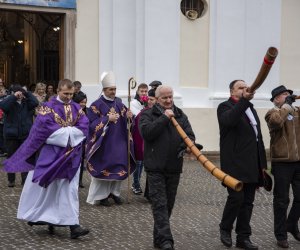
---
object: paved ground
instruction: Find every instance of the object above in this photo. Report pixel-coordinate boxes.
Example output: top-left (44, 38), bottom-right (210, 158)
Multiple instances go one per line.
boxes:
top-left (0, 157), bottom-right (299, 250)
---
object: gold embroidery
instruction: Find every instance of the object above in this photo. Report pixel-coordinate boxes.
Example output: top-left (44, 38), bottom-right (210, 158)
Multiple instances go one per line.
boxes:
top-left (99, 170), bottom-right (128, 177)
top-left (53, 112), bottom-right (67, 127)
top-left (87, 162), bottom-right (96, 172)
top-left (91, 134), bottom-right (97, 143)
top-left (91, 105), bottom-right (101, 115)
top-left (95, 122), bottom-right (104, 132)
top-left (107, 107), bottom-right (119, 124)
top-left (120, 106), bottom-right (126, 117)
top-left (72, 108), bottom-right (85, 126)
top-left (118, 170), bottom-right (127, 176)
top-left (37, 106), bottom-right (52, 115)
top-left (65, 147), bottom-right (74, 156)
top-left (64, 104), bottom-right (73, 125)
top-left (101, 170), bottom-right (110, 177)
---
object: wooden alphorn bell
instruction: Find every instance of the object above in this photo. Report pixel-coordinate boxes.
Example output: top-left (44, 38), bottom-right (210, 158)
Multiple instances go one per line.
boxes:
top-left (170, 117), bottom-right (243, 192)
top-left (249, 47), bottom-right (278, 93)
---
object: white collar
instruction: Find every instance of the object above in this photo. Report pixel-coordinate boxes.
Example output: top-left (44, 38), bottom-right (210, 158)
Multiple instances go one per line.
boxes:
top-left (102, 94), bottom-right (115, 101)
top-left (56, 96), bottom-right (71, 104)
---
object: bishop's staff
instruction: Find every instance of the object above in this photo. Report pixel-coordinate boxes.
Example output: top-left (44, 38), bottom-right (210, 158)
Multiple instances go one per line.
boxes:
top-left (127, 77), bottom-right (137, 203)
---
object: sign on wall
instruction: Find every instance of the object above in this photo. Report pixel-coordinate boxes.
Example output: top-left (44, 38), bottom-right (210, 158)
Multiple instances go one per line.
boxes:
top-left (0, 0), bottom-right (76, 9)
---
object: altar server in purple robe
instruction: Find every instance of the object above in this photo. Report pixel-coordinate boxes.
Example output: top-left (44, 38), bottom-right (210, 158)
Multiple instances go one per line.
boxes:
top-left (86, 71), bottom-right (135, 206)
top-left (3, 79), bottom-right (90, 239)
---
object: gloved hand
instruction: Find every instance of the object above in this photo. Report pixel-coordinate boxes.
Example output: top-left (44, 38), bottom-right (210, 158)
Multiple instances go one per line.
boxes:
top-left (177, 143), bottom-right (203, 158)
top-left (285, 95), bottom-right (296, 105)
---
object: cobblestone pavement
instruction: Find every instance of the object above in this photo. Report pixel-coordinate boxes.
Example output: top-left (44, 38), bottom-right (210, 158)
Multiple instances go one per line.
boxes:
top-left (0, 157), bottom-right (299, 250)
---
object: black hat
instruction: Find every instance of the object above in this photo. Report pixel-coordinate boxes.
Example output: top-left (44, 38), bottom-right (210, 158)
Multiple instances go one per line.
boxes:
top-left (9, 84), bottom-right (26, 95)
top-left (263, 170), bottom-right (273, 192)
top-left (73, 91), bottom-right (87, 103)
top-left (270, 85), bottom-right (293, 102)
top-left (149, 80), bottom-right (162, 87)
top-left (148, 89), bottom-right (156, 97)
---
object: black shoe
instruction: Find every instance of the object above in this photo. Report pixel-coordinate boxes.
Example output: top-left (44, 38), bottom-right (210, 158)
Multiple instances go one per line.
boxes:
top-left (277, 240), bottom-right (289, 248)
top-left (132, 187), bottom-right (143, 195)
top-left (48, 225), bottom-right (55, 234)
top-left (153, 242), bottom-right (160, 249)
top-left (110, 194), bottom-right (123, 205)
top-left (8, 181), bottom-right (15, 188)
top-left (160, 241), bottom-right (174, 250)
top-left (220, 229), bottom-right (232, 247)
top-left (70, 226), bottom-right (89, 239)
top-left (99, 198), bottom-right (111, 207)
top-left (236, 239), bottom-right (258, 249)
top-left (287, 227), bottom-right (300, 241)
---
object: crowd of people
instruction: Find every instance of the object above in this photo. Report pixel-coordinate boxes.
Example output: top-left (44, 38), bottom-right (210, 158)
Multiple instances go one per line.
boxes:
top-left (0, 74), bottom-right (299, 250)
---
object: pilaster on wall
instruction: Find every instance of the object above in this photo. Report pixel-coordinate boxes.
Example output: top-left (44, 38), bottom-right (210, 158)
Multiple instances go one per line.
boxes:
top-left (63, 11), bottom-right (76, 80)
top-left (208, 0), bottom-right (281, 108)
top-left (99, 0), bottom-right (182, 103)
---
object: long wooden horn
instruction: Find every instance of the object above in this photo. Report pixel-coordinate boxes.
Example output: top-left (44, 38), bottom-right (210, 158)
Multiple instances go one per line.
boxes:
top-left (249, 47), bottom-right (278, 93)
top-left (170, 117), bottom-right (243, 192)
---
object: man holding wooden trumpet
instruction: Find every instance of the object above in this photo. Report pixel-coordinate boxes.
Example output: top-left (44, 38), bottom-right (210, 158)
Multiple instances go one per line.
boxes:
top-left (217, 80), bottom-right (267, 249)
top-left (265, 85), bottom-right (300, 248)
top-left (139, 85), bottom-right (196, 250)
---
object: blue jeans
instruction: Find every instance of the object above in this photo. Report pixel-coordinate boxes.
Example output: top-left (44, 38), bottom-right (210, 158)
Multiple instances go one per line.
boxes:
top-left (133, 160), bottom-right (143, 189)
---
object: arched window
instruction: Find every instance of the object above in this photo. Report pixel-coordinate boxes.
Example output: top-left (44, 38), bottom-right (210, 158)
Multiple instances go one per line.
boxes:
top-left (180, 0), bottom-right (208, 20)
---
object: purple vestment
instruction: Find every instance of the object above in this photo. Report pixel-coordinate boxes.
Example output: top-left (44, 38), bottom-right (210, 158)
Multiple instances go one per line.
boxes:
top-left (86, 96), bottom-right (135, 180)
top-left (3, 98), bottom-right (89, 187)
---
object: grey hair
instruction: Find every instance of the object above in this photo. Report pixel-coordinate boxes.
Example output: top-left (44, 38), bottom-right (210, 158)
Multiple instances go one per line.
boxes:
top-left (155, 85), bottom-right (173, 98)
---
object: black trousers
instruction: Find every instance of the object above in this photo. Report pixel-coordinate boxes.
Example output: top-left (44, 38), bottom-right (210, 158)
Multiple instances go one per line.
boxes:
top-left (272, 162), bottom-right (300, 241)
top-left (220, 183), bottom-right (257, 241)
top-left (147, 172), bottom-right (180, 246)
top-left (5, 138), bottom-right (28, 183)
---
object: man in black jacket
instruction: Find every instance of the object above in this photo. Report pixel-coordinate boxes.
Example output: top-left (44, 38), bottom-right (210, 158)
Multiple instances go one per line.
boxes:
top-left (139, 85), bottom-right (195, 250)
top-left (0, 84), bottom-right (39, 187)
top-left (217, 80), bottom-right (267, 249)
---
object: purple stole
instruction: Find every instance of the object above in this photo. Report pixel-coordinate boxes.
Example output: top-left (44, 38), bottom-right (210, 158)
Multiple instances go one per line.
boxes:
top-left (3, 98), bottom-right (89, 187)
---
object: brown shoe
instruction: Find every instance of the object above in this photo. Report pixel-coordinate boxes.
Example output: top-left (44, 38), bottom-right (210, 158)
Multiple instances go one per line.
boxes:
top-left (277, 240), bottom-right (289, 248)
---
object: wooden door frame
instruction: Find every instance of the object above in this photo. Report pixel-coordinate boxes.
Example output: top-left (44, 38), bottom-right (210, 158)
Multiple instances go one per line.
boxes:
top-left (0, 4), bottom-right (76, 81)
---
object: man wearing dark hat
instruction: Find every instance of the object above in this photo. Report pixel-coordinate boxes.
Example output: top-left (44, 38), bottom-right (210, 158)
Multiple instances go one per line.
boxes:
top-left (149, 80), bottom-right (162, 90)
top-left (217, 80), bottom-right (267, 250)
top-left (265, 85), bottom-right (300, 248)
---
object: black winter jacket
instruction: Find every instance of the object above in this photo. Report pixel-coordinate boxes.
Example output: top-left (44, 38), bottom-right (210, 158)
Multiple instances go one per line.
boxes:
top-left (139, 104), bottom-right (195, 173)
top-left (0, 92), bottom-right (39, 139)
top-left (217, 97), bottom-right (267, 184)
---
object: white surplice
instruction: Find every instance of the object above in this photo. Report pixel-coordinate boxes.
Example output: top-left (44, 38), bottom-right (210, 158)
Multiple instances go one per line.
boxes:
top-left (17, 120), bottom-right (85, 225)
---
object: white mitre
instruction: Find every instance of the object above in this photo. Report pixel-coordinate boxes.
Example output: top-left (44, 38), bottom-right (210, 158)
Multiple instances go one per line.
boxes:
top-left (100, 71), bottom-right (116, 88)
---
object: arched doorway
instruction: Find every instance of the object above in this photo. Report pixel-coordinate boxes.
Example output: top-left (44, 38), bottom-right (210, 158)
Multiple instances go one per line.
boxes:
top-left (0, 9), bottom-right (64, 89)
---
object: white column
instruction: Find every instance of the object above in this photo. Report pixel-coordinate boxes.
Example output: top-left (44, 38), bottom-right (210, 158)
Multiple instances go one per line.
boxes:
top-left (209, 0), bottom-right (281, 107)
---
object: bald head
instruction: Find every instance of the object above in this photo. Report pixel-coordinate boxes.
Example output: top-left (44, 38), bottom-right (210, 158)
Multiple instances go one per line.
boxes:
top-left (156, 85), bottom-right (174, 109)
top-left (155, 85), bottom-right (173, 98)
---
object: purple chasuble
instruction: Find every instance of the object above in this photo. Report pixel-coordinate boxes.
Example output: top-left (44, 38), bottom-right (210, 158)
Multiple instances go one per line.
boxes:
top-left (86, 96), bottom-right (136, 180)
top-left (2, 98), bottom-right (89, 187)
